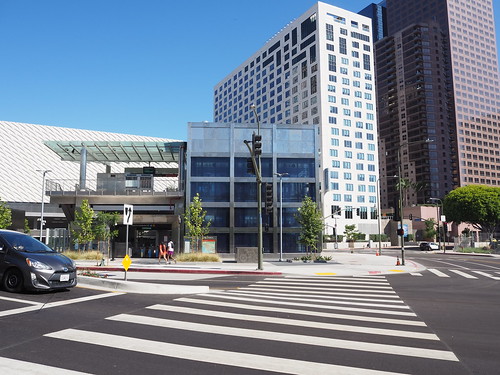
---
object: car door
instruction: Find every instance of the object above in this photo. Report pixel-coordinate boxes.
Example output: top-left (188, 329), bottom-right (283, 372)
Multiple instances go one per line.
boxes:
top-left (0, 236), bottom-right (8, 279)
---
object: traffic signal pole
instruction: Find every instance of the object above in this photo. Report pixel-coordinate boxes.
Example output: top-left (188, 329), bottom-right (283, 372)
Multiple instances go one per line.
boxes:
top-left (246, 105), bottom-right (263, 270)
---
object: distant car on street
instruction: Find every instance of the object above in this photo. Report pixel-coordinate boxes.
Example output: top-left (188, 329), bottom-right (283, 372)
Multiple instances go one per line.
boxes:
top-left (419, 241), bottom-right (439, 251)
top-left (0, 230), bottom-right (77, 293)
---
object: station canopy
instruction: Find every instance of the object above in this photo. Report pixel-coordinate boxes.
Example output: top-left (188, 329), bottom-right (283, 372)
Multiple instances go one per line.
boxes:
top-left (44, 141), bottom-right (185, 163)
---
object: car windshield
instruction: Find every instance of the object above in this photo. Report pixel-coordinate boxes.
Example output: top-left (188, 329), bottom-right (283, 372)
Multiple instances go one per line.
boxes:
top-left (1, 232), bottom-right (55, 253)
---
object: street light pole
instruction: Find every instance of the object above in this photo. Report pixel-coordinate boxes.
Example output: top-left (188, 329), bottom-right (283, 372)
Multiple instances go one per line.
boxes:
top-left (275, 172), bottom-right (288, 262)
top-left (397, 138), bottom-right (433, 265)
top-left (251, 104), bottom-right (263, 270)
top-left (377, 177), bottom-right (382, 255)
top-left (37, 169), bottom-right (51, 242)
top-left (430, 197), bottom-right (443, 252)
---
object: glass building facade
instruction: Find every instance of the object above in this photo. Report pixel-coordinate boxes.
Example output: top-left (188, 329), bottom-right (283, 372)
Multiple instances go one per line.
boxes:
top-left (186, 122), bottom-right (319, 253)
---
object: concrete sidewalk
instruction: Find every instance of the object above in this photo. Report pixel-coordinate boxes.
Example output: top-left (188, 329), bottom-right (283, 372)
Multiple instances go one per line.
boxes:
top-left (75, 252), bottom-right (425, 294)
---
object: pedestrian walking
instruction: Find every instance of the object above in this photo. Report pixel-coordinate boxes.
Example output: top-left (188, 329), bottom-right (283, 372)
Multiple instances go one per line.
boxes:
top-left (167, 240), bottom-right (176, 264)
top-left (158, 242), bottom-right (168, 264)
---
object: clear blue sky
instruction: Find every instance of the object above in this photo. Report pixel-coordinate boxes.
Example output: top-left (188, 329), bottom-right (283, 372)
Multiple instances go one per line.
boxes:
top-left (1, 0), bottom-right (499, 141)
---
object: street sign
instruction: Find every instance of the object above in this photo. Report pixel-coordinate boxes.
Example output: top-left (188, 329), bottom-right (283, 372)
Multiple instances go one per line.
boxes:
top-left (122, 254), bottom-right (132, 271)
top-left (123, 204), bottom-right (133, 225)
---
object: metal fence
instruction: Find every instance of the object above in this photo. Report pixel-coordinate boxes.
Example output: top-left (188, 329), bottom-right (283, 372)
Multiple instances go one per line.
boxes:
top-left (46, 178), bottom-right (180, 196)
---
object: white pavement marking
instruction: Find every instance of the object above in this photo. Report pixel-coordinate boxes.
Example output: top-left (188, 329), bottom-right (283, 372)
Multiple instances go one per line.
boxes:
top-left (147, 304), bottom-right (437, 340)
top-left (176, 297), bottom-right (426, 326)
top-left (224, 290), bottom-right (410, 309)
top-left (0, 356), bottom-right (91, 374)
top-left (238, 287), bottom-right (402, 302)
top-left (0, 296), bottom-right (41, 305)
top-left (105, 314), bottom-right (457, 361)
top-left (257, 280), bottom-right (392, 288)
top-left (45, 329), bottom-right (412, 375)
top-left (0, 292), bottom-right (125, 317)
top-left (472, 271), bottom-right (500, 280)
top-left (410, 273), bottom-right (423, 276)
top-left (423, 259), bottom-right (471, 270)
top-left (449, 269), bottom-right (478, 279)
top-left (248, 282), bottom-right (397, 294)
top-left (427, 269), bottom-right (450, 278)
top-left (284, 276), bottom-right (388, 282)
top-left (199, 293), bottom-right (417, 317)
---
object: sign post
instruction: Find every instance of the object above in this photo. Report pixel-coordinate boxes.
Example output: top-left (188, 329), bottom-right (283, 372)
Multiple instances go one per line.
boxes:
top-left (122, 254), bottom-right (132, 281)
top-left (123, 204), bottom-right (133, 257)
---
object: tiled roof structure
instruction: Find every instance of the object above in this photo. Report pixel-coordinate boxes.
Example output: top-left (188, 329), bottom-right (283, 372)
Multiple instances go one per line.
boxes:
top-left (0, 121), bottom-right (177, 203)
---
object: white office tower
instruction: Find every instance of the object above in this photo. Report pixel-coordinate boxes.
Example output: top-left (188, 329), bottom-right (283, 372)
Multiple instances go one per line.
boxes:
top-left (214, 2), bottom-right (380, 240)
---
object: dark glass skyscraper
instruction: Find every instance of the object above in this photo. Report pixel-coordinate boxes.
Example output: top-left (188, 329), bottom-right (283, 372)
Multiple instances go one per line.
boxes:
top-left (374, 0), bottom-right (500, 209)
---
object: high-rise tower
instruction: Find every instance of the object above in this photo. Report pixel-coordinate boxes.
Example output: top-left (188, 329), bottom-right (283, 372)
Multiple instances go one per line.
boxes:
top-left (214, 2), bottom-right (380, 237)
top-left (376, 0), bottom-right (500, 210)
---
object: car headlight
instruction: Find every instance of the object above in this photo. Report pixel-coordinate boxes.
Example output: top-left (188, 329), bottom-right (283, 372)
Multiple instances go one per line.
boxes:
top-left (26, 258), bottom-right (52, 270)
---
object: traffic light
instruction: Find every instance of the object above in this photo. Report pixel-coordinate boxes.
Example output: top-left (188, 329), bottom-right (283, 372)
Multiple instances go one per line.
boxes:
top-left (252, 132), bottom-right (262, 156)
top-left (397, 228), bottom-right (404, 236)
top-left (356, 208), bottom-right (360, 216)
top-left (265, 183), bottom-right (273, 213)
top-left (246, 157), bottom-right (255, 175)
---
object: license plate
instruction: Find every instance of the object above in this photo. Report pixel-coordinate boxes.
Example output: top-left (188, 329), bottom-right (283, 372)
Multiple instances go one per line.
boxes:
top-left (60, 274), bottom-right (70, 282)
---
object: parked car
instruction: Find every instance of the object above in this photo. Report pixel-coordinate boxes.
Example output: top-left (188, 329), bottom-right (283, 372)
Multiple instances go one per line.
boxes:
top-left (0, 230), bottom-right (77, 292)
top-left (419, 241), bottom-right (439, 251)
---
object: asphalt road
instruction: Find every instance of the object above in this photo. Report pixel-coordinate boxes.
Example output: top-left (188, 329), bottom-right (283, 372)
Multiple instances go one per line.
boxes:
top-left (388, 251), bottom-right (500, 375)
top-left (0, 252), bottom-right (499, 374)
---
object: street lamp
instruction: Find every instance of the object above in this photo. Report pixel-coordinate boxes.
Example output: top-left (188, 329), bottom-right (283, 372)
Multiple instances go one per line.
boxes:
top-left (429, 197), bottom-right (443, 252)
top-left (397, 139), bottom-right (433, 265)
top-left (376, 177), bottom-right (382, 256)
top-left (37, 169), bottom-right (51, 241)
top-left (275, 172), bottom-right (288, 262)
top-left (250, 104), bottom-right (263, 270)
top-left (377, 175), bottom-right (398, 256)
top-left (323, 209), bottom-right (342, 249)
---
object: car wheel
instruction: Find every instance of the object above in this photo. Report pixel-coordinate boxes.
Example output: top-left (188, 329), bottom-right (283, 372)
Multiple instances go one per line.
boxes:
top-left (3, 268), bottom-right (24, 293)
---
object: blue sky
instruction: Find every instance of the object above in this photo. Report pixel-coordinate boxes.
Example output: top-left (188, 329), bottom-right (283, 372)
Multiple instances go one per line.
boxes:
top-left (1, 0), bottom-right (499, 141)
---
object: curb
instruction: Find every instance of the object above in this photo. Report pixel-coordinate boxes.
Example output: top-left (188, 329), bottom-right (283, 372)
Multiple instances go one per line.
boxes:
top-left (77, 266), bottom-right (282, 276)
top-left (77, 275), bottom-right (210, 294)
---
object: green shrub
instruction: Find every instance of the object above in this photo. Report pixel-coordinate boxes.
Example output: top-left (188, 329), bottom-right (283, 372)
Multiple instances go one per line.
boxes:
top-left (369, 234), bottom-right (388, 242)
top-left (63, 250), bottom-right (103, 260)
top-left (176, 253), bottom-right (221, 262)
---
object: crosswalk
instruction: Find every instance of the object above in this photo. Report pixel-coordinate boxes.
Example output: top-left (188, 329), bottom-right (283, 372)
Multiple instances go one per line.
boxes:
top-left (410, 268), bottom-right (500, 280)
top-left (2, 275), bottom-right (468, 374)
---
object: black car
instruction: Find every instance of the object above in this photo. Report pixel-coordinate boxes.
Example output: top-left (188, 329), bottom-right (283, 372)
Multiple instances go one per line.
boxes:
top-left (0, 230), bottom-right (77, 292)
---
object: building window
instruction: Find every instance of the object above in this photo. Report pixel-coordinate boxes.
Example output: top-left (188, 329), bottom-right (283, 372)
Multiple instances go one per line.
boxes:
top-left (190, 182), bottom-right (229, 202)
top-left (191, 157), bottom-right (230, 177)
top-left (326, 24), bottom-right (334, 41)
top-left (328, 54), bottom-right (336, 72)
top-left (339, 37), bottom-right (347, 54)
top-left (277, 158), bottom-right (316, 178)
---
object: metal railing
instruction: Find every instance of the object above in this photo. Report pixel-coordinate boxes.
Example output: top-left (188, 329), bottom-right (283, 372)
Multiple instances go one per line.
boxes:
top-left (46, 178), bottom-right (181, 197)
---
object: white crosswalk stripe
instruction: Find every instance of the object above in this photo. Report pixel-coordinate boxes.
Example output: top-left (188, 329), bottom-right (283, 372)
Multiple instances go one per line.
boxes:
top-left (449, 269), bottom-right (478, 279)
top-left (37, 275), bottom-right (463, 374)
top-left (428, 268), bottom-right (450, 277)
top-left (410, 268), bottom-right (500, 280)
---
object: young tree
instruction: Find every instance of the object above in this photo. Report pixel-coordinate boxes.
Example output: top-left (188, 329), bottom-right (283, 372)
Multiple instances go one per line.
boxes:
top-left (424, 218), bottom-right (437, 240)
top-left (71, 199), bottom-right (95, 251)
top-left (183, 193), bottom-right (212, 252)
top-left (295, 196), bottom-right (324, 256)
top-left (93, 211), bottom-right (119, 258)
top-left (0, 198), bottom-right (12, 229)
top-left (344, 224), bottom-right (360, 241)
top-left (24, 219), bottom-right (31, 234)
top-left (444, 185), bottom-right (500, 240)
